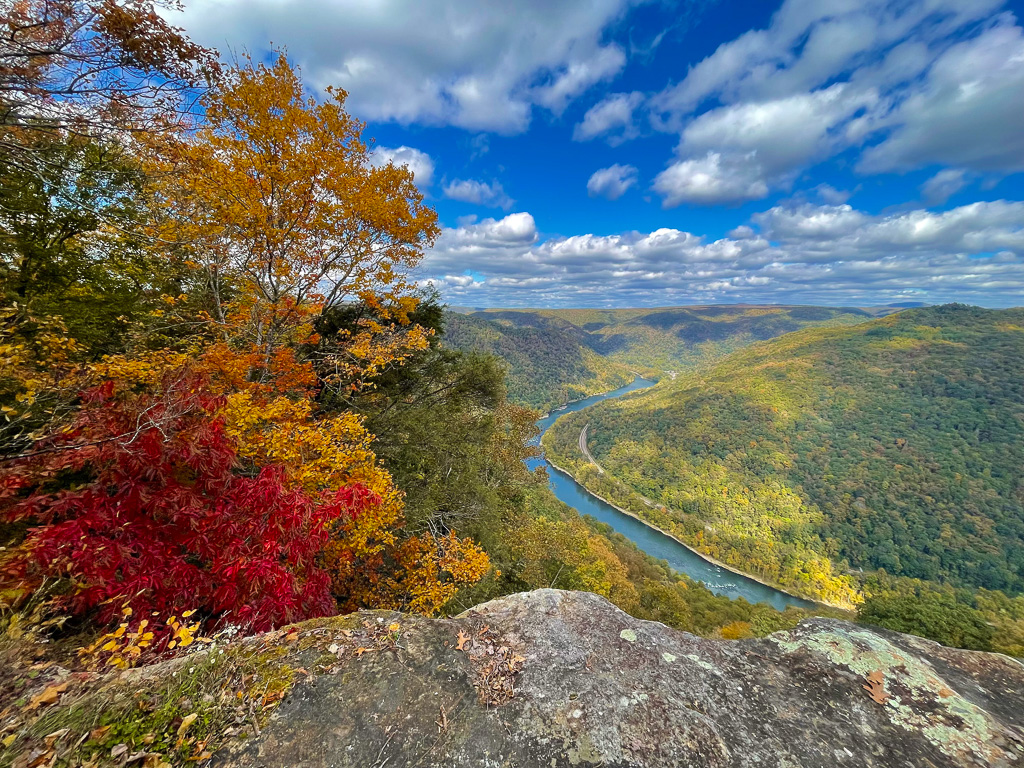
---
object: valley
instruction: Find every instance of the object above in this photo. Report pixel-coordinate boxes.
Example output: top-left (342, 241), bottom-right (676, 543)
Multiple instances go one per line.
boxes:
top-left (537, 304), bottom-right (1024, 654)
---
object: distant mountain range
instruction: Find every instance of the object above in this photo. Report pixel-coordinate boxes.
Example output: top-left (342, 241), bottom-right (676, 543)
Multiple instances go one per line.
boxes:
top-left (443, 304), bottom-right (893, 411)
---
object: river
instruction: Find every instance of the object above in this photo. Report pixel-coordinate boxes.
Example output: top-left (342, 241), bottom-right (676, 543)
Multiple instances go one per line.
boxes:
top-left (527, 378), bottom-right (815, 611)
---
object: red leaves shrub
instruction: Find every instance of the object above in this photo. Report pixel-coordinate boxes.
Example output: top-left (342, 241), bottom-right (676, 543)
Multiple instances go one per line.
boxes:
top-left (0, 372), bottom-right (378, 634)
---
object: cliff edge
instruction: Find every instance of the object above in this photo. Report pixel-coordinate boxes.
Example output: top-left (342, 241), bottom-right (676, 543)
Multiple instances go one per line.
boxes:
top-left (215, 589), bottom-right (1023, 768)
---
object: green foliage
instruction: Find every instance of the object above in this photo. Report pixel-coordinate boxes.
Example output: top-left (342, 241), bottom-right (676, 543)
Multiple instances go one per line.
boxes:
top-left (858, 574), bottom-right (1024, 655)
top-left (319, 296), bottom-right (540, 554)
top-left (544, 305), bottom-right (1024, 648)
top-left (0, 136), bottom-right (176, 358)
top-left (859, 593), bottom-right (993, 651)
top-left (443, 311), bottom-right (631, 412)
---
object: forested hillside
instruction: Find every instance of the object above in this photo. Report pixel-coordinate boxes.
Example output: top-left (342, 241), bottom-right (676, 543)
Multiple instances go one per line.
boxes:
top-left (544, 305), bottom-right (1024, 653)
top-left (444, 305), bottom-right (881, 411)
top-left (443, 311), bottom-right (632, 411)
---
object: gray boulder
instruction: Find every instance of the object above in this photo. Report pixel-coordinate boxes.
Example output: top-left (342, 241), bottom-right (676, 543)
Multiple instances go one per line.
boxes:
top-left (218, 589), bottom-right (1024, 768)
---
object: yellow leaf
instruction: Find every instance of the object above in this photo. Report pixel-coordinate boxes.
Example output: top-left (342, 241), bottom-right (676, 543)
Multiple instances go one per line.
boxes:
top-left (177, 713), bottom-right (198, 739)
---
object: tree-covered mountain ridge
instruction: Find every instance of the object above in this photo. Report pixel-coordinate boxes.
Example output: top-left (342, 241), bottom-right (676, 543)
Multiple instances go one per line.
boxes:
top-left (444, 304), bottom-right (889, 411)
top-left (543, 305), bottom-right (1024, 651)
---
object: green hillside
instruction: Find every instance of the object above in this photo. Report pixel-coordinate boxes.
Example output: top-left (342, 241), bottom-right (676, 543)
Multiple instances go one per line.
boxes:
top-left (442, 311), bottom-right (633, 411)
top-left (543, 305), bottom-right (1024, 612)
top-left (444, 305), bottom-right (880, 411)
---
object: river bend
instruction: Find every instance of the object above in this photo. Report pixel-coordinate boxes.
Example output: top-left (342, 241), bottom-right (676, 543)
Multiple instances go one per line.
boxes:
top-left (527, 378), bottom-right (815, 611)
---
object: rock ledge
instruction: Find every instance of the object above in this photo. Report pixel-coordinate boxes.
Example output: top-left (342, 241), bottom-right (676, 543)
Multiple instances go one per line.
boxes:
top-left (219, 589), bottom-right (1024, 767)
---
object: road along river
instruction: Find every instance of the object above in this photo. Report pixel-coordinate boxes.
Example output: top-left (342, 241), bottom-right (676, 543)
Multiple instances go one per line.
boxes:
top-left (527, 378), bottom-right (816, 611)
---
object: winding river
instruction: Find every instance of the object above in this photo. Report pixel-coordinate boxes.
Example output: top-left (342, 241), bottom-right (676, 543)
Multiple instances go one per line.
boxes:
top-left (527, 378), bottom-right (815, 611)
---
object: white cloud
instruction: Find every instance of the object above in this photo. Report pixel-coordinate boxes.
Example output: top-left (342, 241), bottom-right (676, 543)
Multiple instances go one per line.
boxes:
top-left (857, 20), bottom-right (1024, 173)
top-left (170, 0), bottom-right (635, 134)
top-left (653, 84), bottom-right (878, 206)
top-left (651, 0), bottom-right (1001, 122)
top-left (644, 0), bottom-right (1019, 203)
top-left (653, 152), bottom-right (769, 206)
top-left (573, 91), bottom-right (644, 143)
top-left (533, 45), bottom-right (626, 115)
top-left (920, 169), bottom-right (968, 206)
top-left (420, 201), bottom-right (1024, 306)
top-left (368, 146), bottom-right (434, 187)
top-left (587, 164), bottom-right (638, 200)
top-left (443, 179), bottom-right (514, 209)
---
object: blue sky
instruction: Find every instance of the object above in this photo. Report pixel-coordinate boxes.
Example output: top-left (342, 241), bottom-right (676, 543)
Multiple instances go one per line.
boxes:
top-left (173, 0), bottom-right (1024, 308)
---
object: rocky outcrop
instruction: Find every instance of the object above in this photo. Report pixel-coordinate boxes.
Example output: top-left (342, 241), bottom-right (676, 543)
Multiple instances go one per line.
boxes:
top-left (215, 589), bottom-right (1024, 768)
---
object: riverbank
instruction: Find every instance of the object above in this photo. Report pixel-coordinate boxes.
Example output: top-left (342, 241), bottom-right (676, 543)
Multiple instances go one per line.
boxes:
top-left (543, 452), bottom-right (849, 612)
top-left (537, 371), bottom-right (659, 419)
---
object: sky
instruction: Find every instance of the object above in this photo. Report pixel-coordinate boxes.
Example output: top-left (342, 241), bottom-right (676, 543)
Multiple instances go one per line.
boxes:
top-left (171, 0), bottom-right (1024, 308)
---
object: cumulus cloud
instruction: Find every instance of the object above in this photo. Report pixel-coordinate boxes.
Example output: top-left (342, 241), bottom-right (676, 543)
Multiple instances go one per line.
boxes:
top-left (169, 0), bottom-right (633, 134)
top-left (653, 152), bottom-right (769, 206)
top-left (645, 0), bottom-right (1019, 204)
top-left (443, 179), bottom-right (514, 209)
top-left (587, 164), bottom-right (639, 200)
top-left (655, 85), bottom-right (878, 206)
top-left (533, 45), bottom-right (626, 115)
top-left (573, 91), bottom-right (644, 144)
top-left (368, 145), bottom-right (434, 187)
top-left (419, 202), bottom-right (1024, 306)
top-left (857, 20), bottom-right (1024, 173)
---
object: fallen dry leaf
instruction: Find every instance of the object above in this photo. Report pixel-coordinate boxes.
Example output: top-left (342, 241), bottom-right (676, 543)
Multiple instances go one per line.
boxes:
top-left (89, 725), bottom-right (112, 742)
top-left (456, 631), bottom-right (471, 651)
top-left (863, 670), bottom-right (891, 704)
top-left (26, 682), bottom-right (68, 711)
top-left (176, 713), bottom-right (198, 739)
top-left (43, 729), bottom-right (69, 749)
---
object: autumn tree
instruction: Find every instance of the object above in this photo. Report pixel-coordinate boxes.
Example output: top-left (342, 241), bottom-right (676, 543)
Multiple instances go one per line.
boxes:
top-left (152, 54), bottom-right (438, 370)
top-left (147, 52), bottom-right (443, 501)
top-left (145, 56), bottom-right (484, 616)
top-left (0, 369), bottom-right (375, 634)
top-left (1, 0), bottom-right (215, 174)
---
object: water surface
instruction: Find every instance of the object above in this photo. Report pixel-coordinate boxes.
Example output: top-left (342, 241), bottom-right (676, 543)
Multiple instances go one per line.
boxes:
top-left (528, 379), bottom-right (815, 611)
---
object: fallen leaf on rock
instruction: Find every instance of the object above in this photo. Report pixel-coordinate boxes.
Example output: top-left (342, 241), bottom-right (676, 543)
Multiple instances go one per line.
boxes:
top-left (863, 671), bottom-right (891, 704)
top-left (456, 631), bottom-right (471, 651)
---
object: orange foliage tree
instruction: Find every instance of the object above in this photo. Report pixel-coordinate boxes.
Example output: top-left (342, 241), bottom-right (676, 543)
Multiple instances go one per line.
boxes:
top-left (140, 55), bottom-right (486, 615)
